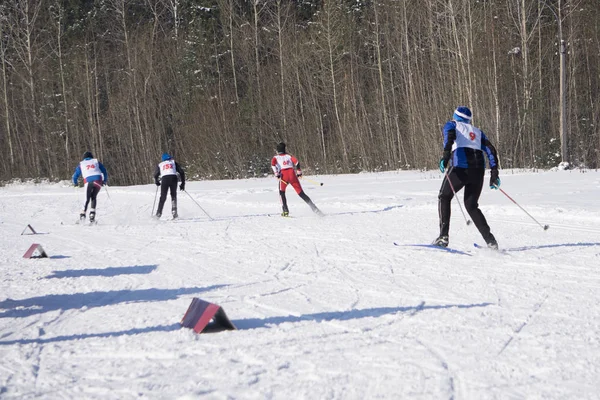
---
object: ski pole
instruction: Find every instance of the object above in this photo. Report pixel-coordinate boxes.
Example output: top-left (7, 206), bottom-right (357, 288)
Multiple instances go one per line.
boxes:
top-left (443, 168), bottom-right (472, 226)
top-left (104, 184), bottom-right (112, 202)
top-left (302, 177), bottom-right (324, 186)
top-left (184, 190), bottom-right (214, 220)
top-left (498, 188), bottom-right (549, 230)
top-left (151, 185), bottom-right (159, 216)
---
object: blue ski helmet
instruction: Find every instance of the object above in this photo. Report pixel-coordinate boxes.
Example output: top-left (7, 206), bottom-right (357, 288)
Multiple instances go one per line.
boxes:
top-left (83, 151), bottom-right (93, 159)
top-left (453, 106), bottom-right (472, 122)
top-left (161, 153), bottom-right (172, 161)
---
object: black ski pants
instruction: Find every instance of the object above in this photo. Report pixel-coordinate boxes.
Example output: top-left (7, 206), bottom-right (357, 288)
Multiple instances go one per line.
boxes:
top-left (157, 175), bottom-right (178, 214)
top-left (84, 181), bottom-right (102, 211)
top-left (438, 167), bottom-right (493, 241)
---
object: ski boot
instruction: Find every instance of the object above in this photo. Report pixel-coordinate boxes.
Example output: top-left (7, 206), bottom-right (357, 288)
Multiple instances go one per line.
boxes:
top-left (155, 212), bottom-right (162, 219)
top-left (79, 211), bottom-right (86, 222)
top-left (281, 211), bottom-right (289, 217)
top-left (171, 199), bottom-right (178, 219)
top-left (486, 234), bottom-right (498, 250)
top-left (89, 209), bottom-right (96, 223)
top-left (432, 235), bottom-right (449, 248)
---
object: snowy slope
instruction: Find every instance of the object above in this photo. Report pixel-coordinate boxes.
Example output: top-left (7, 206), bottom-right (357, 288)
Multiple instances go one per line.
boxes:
top-left (1, 169), bottom-right (599, 399)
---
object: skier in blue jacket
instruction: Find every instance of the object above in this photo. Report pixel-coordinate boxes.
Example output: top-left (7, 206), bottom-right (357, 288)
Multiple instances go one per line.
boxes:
top-left (434, 106), bottom-right (500, 249)
top-left (72, 151), bottom-right (108, 223)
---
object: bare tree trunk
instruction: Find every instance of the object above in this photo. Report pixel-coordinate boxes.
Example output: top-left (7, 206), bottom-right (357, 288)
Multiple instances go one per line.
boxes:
top-left (0, 17), bottom-right (14, 168)
top-left (276, 0), bottom-right (287, 133)
top-left (55, 5), bottom-right (71, 172)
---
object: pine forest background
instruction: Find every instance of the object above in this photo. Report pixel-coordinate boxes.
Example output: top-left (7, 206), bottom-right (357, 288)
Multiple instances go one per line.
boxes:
top-left (0, 0), bottom-right (599, 185)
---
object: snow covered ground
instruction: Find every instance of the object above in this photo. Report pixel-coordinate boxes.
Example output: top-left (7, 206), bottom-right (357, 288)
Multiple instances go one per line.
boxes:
top-left (1, 169), bottom-right (599, 399)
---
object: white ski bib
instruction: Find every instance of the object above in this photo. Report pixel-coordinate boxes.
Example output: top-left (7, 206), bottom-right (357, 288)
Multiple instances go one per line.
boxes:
top-left (159, 160), bottom-right (177, 177)
top-left (452, 121), bottom-right (482, 151)
top-left (80, 159), bottom-right (101, 180)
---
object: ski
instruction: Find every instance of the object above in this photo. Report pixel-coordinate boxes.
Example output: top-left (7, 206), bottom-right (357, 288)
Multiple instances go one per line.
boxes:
top-left (394, 242), bottom-right (473, 256)
top-left (75, 220), bottom-right (97, 226)
top-left (473, 243), bottom-right (507, 254)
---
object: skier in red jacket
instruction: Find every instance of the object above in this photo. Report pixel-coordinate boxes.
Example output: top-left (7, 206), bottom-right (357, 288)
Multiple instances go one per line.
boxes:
top-left (271, 142), bottom-right (323, 217)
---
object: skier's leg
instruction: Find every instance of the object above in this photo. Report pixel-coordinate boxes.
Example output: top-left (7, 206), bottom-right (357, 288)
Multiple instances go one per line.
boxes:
top-left (279, 191), bottom-right (289, 215)
top-left (156, 181), bottom-right (169, 217)
top-left (83, 183), bottom-right (93, 212)
top-left (298, 191), bottom-right (322, 215)
top-left (278, 179), bottom-right (289, 215)
top-left (437, 169), bottom-right (465, 238)
top-left (89, 184), bottom-right (101, 222)
top-left (169, 179), bottom-right (178, 217)
top-left (90, 182), bottom-right (101, 210)
top-left (464, 169), bottom-right (496, 246)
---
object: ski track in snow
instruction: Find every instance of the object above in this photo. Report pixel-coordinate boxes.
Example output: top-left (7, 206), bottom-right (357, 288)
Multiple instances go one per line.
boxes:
top-left (1, 170), bottom-right (600, 399)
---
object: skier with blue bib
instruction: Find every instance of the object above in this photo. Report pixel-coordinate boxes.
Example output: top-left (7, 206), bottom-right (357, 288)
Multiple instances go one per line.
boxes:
top-left (153, 153), bottom-right (185, 219)
top-left (72, 151), bottom-right (108, 223)
top-left (434, 106), bottom-right (500, 249)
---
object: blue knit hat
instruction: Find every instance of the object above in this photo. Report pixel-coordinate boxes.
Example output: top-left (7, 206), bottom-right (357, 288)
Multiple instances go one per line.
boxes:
top-left (453, 106), bottom-right (472, 122)
top-left (161, 153), bottom-right (172, 161)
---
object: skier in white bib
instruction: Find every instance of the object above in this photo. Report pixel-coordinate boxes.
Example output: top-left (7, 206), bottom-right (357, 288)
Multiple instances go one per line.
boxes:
top-left (271, 142), bottom-right (323, 217)
top-left (434, 106), bottom-right (500, 249)
top-left (153, 153), bottom-right (186, 219)
top-left (72, 151), bottom-right (108, 223)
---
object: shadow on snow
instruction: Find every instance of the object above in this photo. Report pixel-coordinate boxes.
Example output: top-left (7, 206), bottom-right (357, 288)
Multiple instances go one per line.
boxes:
top-left (0, 284), bottom-right (228, 319)
top-left (0, 323), bottom-right (182, 346)
top-left (233, 301), bottom-right (493, 330)
top-left (45, 264), bottom-right (158, 279)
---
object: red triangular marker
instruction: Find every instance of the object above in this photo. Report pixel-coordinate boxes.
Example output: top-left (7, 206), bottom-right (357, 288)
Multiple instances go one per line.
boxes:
top-left (180, 298), bottom-right (236, 333)
top-left (23, 244), bottom-right (48, 259)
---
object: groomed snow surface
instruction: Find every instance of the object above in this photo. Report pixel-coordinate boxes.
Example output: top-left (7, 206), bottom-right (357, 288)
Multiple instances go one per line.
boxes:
top-left (1, 169), bottom-right (599, 399)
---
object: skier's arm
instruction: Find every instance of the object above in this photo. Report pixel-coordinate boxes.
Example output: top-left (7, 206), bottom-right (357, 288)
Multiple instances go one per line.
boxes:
top-left (442, 121), bottom-right (457, 153)
top-left (99, 163), bottom-right (108, 185)
top-left (271, 157), bottom-right (280, 176)
top-left (481, 133), bottom-right (499, 169)
top-left (72, 165), bottom-right (81, 186)
top-left (153, 165), bottom-right (161, 185)
top-left (291, 155), bottom-right (302, 176)
top-left (175, 162), bottom-right (185, 184)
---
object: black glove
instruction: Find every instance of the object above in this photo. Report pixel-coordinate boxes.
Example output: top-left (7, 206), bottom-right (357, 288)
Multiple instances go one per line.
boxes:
top-left (155, 180), bottom-right (160, 186)
top-left (296, 169), bottom-right (303, 177)
top-left (179, 183), bottom-right (185, 191)
top-left (489, 168), bottom-right (500, 189)
top-left (103, 181), bottom-right (107, 186)
top-left (275, 173), bottom-right (281, 179)
top-left (439, 151), bottom-right (451, 173)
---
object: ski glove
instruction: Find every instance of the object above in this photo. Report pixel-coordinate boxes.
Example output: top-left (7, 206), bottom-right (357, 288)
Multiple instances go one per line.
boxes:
top-left (489, 168), bottom-right (500, 189)
top-left (275, 173), bottom-right (281, 179)
top-left (439, 151), bottom-right (451, 173)
top-left (296, 170), bottom-right (303, 177)
top-left (179, 183), bottom-right (185, 191)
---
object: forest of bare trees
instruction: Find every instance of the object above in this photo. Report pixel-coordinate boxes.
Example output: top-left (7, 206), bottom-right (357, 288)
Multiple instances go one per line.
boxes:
top-left (0, 0), bottom-right (598, 185)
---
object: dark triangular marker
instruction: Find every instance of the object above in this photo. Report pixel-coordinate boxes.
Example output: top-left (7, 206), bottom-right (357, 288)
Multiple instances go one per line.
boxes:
top-left (21, 224), bottom-right (38, 235)
top-left (180, 298), bottom-right (236, 333)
